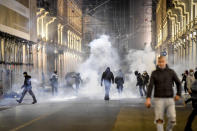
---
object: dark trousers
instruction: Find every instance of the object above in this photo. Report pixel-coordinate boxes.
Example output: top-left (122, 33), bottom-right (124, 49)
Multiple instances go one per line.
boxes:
top-left (139, 85), bottom-right (146, 97)
top-left (19, 89), bottom-right (37, 102)
top-left (184, 83), bottom-right (188, 93)
top-left (185, 109), bottom-right (197, 131)
top-left (117, 84), bottom-right (123, 94)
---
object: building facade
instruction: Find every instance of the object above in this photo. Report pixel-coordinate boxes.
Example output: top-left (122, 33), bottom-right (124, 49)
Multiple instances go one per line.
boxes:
top-left (0, 0), bottom-right (37, 93)
top-left (36, 0), bottom-right (83, 80)
top-left (155, 0), bottom-right (197, 68)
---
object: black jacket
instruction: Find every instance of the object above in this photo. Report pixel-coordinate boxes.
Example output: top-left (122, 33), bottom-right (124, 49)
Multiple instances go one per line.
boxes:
top-left (115, 76), bottom-right (124, 85)
top-left (22, 75), bottom-right (32, 89)
top-left (147, 65), bottom-right (181, 98)
top-left (143, 74), bottom-right (149, 85)
top-left (101, 71), bottom-right (114, 83)
top-left (136, 74), bottom-right (144, 86)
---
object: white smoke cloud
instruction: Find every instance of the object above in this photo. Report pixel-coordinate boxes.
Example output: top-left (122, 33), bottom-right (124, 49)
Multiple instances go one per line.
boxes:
top-left (77, 35), bottom-right (156, 99)
top-left (78, 35), bottom-right (120, 99)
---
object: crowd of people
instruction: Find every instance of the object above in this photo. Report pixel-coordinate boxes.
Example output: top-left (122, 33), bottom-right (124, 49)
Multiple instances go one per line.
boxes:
top-left (15, 55), bottom-right (197, 131)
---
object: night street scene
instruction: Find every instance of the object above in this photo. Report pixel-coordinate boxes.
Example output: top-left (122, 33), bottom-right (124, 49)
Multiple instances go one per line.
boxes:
top-left (0, 0), bottom-right (197, 131)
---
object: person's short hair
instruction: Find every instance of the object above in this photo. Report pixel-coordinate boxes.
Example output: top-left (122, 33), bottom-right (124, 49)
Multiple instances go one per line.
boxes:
top-left (23, 72), bottom-right (27, 75)
top-left (185, 70), bottom-right (189, 75)
top-left (158, 56), bottom-right (166, 60)
top-left (54, 71), bottom-right (57, 74)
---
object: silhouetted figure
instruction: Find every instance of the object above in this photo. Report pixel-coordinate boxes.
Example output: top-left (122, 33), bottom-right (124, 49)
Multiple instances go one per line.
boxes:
top-left (101, 67), bottom-right (114, 100)
top-left (182, 70), bottom-right (188, 94)
top-left (16, 72), bottom-right (37, 104)
top-left (142, 71), bottom-right (149, 91)
top-left (50, 71), bottom-right (58, 96)
top-left (184, 72), bottom-right (197, 131)
top-left (135, 71), bottom-right (146, 97)
top-left (73, 73), bottom-right (82, 94)
top-left (115, 70), bottom-right (124, 94)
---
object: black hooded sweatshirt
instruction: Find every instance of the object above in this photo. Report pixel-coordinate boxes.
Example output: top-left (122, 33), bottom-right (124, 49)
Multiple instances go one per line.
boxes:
top-left (147, 65), bottom-right (181, 98)
top-left (101, 68), bottom-right (114, 83)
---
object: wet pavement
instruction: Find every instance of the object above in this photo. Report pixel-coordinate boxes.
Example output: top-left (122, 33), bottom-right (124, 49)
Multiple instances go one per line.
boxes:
top-left (0, 98), bottom-right (196, 131)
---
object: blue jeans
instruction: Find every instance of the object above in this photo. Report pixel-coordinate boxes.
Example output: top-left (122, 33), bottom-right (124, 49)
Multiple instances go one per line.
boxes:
top-left (139, 85), bottom-right (146, 96)
top-left (19, 88), bottom-right (37, 102)
top-left (104, 80), bottom-right (111, 99)
top-left (117, 84), bottom-right (123, 94)
top-left (154, 98), bottom-right (176, 131)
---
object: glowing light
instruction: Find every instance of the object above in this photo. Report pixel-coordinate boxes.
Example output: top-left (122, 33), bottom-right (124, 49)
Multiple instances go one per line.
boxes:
top-left (46, 17), bottom-right (56, 41)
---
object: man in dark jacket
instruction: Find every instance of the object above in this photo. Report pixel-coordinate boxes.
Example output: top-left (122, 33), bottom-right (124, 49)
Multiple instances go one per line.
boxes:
top-left (184, 72), bottom-right (197, 131)
top-left (142, 71), bottom-right (149, 91)
top-left (115, 70), bottom-right (124, 94)
top-left (73, 73), bottom-right (82, 94)
top-left (50, 71), bottom-right (58, 96)
top-left (182, 70), bottom-right (188, 94)
top-left (101, 67), bottom-right (114, 100)
top-left (145, 56), bottom-right (181, 131)
top-left (16, 72), bottom-right (37, 104)
top-left (135, 71), bottom-right (146, 97)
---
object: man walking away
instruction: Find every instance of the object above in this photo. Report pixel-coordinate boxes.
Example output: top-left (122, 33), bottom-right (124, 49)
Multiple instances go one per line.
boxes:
top-left (115, 69), bottom-right (124, 94)
top-left (101, 67), bottom-right (114, 100)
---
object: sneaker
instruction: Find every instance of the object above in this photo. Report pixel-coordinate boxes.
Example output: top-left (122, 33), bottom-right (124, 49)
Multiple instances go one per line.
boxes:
top-left (104, 96), bottom-right (110, 100)
top-left (32, 101), bottom-right (37, 104)
top-left (16, 100), bottom-right (21, 104)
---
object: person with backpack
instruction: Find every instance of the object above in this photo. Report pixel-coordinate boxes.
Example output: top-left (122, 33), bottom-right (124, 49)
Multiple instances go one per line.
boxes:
top-left (135, 71), bottom-right (146, 97)
top-left (16, 72), bottom-right (37, 104)
top-left (115, 69), bottom-right (124, 94)
top-left (50, 71), bottom-right (58, 96)
top-left (184, 72), bottom-right (197, 131)
top-left (142, 71), bottom-right (149, 91)
top-left (101, 67), bottom-right (114, 100)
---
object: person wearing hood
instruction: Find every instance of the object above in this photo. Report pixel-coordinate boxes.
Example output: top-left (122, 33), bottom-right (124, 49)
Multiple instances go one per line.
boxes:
top-left (16, 72), bottom-right (37, 104)
top-left (73, 73), bottom-right (82, 94)
top-left (184, 72), bottom-right (197, 131)
top-left (187, 69), bottom-right (195, 94)
top-left (135, 71), bottom-right (146, 97)
top-left (142, 71), bottom-right (150, 91)
top-left (115, 69), bottom-right (125, 94)
top-left (101, 67), bottom-right (114, 100)
top-left (145, 56), bottom-right (181, 131)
